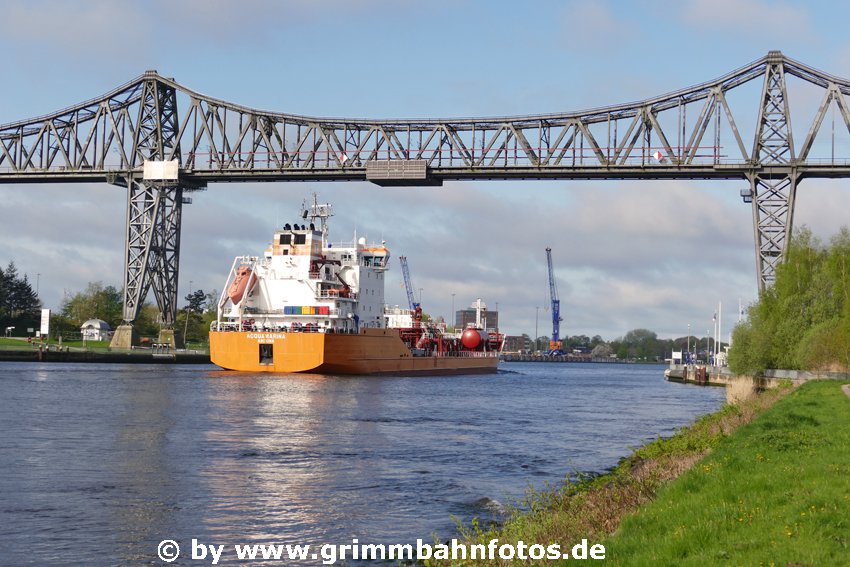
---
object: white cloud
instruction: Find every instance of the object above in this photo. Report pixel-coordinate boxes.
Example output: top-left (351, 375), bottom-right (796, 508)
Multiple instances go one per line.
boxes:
top-left (0, 1), bottom-right (148, 60)
top-left (680, 0), bottom-right (813, 38)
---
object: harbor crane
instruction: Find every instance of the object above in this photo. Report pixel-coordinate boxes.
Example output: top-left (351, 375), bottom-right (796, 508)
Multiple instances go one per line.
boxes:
top-left (545, 247), bottom-right (564, 356)
top-left (398, 256), bottom-right (423, 325)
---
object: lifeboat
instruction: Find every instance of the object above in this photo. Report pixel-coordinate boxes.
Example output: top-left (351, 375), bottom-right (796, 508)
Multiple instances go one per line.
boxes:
top-left (228, 266), bottom-right (256, 304)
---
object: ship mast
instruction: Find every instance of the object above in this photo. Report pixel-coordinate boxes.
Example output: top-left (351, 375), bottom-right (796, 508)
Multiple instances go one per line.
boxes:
top-left (301, 193), bottom-right (334, 243)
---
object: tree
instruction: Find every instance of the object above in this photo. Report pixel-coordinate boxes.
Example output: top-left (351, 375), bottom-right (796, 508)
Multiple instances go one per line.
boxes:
top-left (185, 289), bottom-right (207, 313)
top-left (620, 328), bottom-right (660, 360)
top-left (591, 343), bottom-right (614, 358)
top-left (135, 303), bottom-right (163, 338)
top-left (729, 225), bottom-right (850, 373)
top-left (179, 289), bottom-right (210, 344)
top-left (60, 282), bottom-right (123, 328)
top-left (0, 261), bottom-right (41, 333)
top-left (535, 335), bottom-right (550, 352)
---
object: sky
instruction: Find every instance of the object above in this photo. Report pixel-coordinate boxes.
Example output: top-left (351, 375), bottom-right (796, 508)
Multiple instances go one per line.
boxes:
top-left (3, 0), bottom-right (850, 341)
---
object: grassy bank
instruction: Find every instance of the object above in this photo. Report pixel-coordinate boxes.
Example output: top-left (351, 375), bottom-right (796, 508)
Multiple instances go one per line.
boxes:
top-left (443, 380), bottom-right (850, 565)
top-left (0, 336), bottom-right (208, 352)
top-left (605, 380), bottom-right (850, 565)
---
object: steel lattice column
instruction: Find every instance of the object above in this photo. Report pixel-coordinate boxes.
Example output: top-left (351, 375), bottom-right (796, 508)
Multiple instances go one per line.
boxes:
top-left (751, 51), bottom-right (796, 292)
top-left (119, 75), bottom-right (184, 328)
top-left (749, 173), bottom-right (797, 290)
top-left (121, 179), bottom-right (183, 326)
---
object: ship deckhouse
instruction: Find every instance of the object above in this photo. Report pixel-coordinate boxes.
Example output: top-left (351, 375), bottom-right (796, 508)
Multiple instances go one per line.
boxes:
top-left (217, 198), bottom-right (389, 333)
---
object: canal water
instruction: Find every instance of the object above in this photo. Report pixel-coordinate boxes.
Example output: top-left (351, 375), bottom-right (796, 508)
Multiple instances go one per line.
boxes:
top-left (0, 362), bottom-right (724, 565)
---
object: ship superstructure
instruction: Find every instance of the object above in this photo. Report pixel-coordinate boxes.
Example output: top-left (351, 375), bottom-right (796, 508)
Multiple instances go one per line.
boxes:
top-left (215, 196), bottom-right (388, 334)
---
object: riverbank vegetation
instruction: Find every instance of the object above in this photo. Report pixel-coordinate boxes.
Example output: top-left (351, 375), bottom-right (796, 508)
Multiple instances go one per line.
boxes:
top-left (729, 226), bottom-right (850, 374)
top-left (445, 382), bottom-right (793, 565)
top-left (607, 380), bottom-right (850, 564)
top-left (0, 261), bottom-right (41, 333)
top-left (520, 329), bottom-right (721, 362)
top-left (48, 282), bottom-right (217, 343)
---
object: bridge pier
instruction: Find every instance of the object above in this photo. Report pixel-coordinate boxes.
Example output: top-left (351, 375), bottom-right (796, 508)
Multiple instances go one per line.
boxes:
top-left (749, 53), bottom-right (796, 293)
top-left (110, 178), bottom-right (184, 349)
top-left (749, 172), bottom-right (797, 291)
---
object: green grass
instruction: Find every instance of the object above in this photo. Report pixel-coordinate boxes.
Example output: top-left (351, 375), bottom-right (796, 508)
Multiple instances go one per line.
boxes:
top-left (0, 336), bottom-right (208, 352)
top-left (0, 337), bottom-right (112, 350)
top-left (605, 380), bottom-right (850, 565)
top-left (0, 336), bottom-right (43, 349)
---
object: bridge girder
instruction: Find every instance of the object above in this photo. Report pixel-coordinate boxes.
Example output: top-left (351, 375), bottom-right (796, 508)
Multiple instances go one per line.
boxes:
top-left (3, 51), bottom-right (850, 319)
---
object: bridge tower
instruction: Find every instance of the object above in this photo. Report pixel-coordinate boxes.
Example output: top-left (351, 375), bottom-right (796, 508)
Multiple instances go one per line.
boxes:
top-left (111, 73), bottom-right (186, 349)
top-left (748, 51), bottom-right (797, 292)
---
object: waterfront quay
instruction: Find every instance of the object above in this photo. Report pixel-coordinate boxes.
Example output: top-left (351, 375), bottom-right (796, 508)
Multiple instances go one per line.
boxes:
top-left (500, 353), bottom-right (629, 363)
top-left (664, 364), bottom-right (850, 387)
top-left (0, 343), bottom-right (209, 364)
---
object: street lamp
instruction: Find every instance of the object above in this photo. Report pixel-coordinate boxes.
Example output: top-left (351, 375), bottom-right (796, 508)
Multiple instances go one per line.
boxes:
top-left (535, 306), bottom-right (540, 354)
top-left (687, 323), bottom-right (690, 363)
top-left (183, 280), bottom-right (192, 347)
top-left (451, 293), bottom-right (455, 329)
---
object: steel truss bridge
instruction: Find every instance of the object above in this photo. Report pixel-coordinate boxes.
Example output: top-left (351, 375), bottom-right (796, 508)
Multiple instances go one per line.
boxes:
top-left (3, 51), bottom-right (850, 338)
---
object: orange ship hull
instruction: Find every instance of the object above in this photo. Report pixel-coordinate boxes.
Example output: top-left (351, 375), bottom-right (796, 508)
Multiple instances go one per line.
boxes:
top-left (209, 328), bottom-right (500, 375)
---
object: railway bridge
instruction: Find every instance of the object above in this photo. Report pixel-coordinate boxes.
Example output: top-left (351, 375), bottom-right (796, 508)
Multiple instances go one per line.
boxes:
top-left (2, 51), bottom-right (849, 345)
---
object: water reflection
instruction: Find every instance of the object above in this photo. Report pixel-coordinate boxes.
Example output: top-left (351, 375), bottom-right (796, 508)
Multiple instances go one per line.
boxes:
top-left (110, 370), bottom-right (178, 564)
top-left (202, 374), bottom-right (396, 545)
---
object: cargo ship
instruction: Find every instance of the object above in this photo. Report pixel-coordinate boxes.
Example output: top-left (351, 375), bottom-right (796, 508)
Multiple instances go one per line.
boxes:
top-left (209, 196), bottom-right (504, 374)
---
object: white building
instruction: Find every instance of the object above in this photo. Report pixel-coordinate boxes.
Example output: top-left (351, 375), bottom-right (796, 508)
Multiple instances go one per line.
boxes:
top-left (80, 319), bottom-right (112, 341)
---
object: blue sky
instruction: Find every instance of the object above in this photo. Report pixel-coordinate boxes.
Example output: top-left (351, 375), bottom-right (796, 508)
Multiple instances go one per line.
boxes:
top-left (2, 0), bottom-right (850, 340)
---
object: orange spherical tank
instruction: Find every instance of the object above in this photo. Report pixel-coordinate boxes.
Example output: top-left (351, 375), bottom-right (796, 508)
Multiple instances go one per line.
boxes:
top-left (461, 328), bottom-right (489, 349)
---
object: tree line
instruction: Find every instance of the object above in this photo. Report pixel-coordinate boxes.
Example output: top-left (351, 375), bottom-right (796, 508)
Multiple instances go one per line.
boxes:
top-left (0, 262), bottom-right (41, 333)
top-left (52, 282), bottom-right (218, 343)
top-left (0, 266), bottom-right (218, 344)
top-left (520, 328), bottom-right (723, 362)
top-left (729, 226), bottom-right (850, 374)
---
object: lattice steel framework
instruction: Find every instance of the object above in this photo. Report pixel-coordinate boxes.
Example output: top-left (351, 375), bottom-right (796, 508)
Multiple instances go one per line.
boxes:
top-left (747, 54), bottom-right (797, 289)
top-left (4, 51), bottom-right (850, 321)
top-left (121, 77), bottom-right (185, 326)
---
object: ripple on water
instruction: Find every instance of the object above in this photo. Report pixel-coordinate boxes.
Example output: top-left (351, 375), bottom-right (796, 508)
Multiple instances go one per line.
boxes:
top-left (0, 362), bottom-right (724, 564)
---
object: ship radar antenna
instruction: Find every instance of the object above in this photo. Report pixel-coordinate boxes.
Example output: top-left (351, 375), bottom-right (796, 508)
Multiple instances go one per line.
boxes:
top-left (301, 193), bottom-right (334, 243)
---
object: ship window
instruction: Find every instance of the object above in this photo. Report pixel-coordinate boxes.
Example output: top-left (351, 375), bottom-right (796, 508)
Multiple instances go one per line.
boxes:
top-left (280, 234), bottom-right (292, 245)
top-left (259, 344), bottom-right (273, 365)
top-left (294, 234), bottom-right (306, 245)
